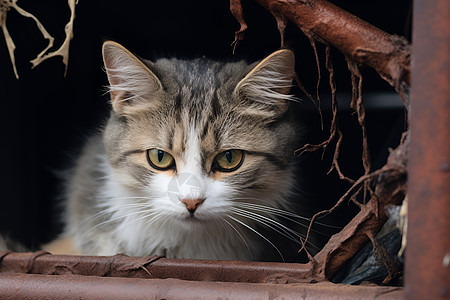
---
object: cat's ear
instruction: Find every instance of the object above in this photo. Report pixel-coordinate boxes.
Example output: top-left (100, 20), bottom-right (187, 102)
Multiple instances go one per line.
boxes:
top-left (102, 41), bottom-right (163, 115)
top-left (234, 49), bottom-right (295, 120)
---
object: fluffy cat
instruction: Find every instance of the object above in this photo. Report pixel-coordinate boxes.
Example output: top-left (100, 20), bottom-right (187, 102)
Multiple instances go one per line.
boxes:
top-left (62, 41), bottom-right (305, 261)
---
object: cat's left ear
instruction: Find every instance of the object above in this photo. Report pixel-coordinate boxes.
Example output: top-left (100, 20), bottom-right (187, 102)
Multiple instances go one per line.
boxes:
top-left (102, 41), bottom-right (163, 115)
top-left (234, 49), bottom-right (295, 120)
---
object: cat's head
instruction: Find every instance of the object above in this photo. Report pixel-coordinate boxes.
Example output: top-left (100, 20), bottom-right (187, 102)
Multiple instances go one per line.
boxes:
top-left (101, 41), bottom-right (300, 227)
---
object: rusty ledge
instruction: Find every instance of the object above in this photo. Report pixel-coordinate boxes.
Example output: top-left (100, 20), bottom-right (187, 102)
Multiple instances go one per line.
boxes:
top-left (0, 251), bottom-right (314, 284)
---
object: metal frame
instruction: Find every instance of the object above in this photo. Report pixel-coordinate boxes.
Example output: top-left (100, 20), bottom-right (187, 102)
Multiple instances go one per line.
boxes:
top-left (405, 0), bottom-right (450, 299)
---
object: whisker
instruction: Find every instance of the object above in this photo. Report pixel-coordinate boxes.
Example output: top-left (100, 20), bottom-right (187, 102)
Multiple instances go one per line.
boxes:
top-left (227, 215), bottom-right (285, 262)
top-left (230, 202), bottom-right (335, 241)
top-left (81, 202), bottom-right (150, 224)
top-left (150, 211), bottom-right (172, 232)
top-left (141, 212), bottom-right (166, 233)
top-left (230, 208), bottom-right (321, 252)
top-left (93, 174), bottom-right (114, 181)
top-left (219, 217), bottom-right (253, 260)
top-left (141, 210), bottom-right (163, 227)
top-left (78, 197), bottom-right (158, 234)
top-left (232, 200), bottom-right (342, 229)
top-left (89, 207), bottom-right (156, 233)
top-left (199, 219), bottom-right (213, 241)
top-left (93, 195), bottom-right (154, 201)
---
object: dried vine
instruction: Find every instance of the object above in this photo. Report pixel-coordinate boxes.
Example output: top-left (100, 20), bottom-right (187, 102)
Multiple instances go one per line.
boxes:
top-left (346, 58), bottom-right (372, 201)
top-left (0, 0), bottom-right (78, 78)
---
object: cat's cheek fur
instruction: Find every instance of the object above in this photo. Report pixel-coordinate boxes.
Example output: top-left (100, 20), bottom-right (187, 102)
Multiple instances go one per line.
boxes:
top-left (196, 180), bottom-right (232, 218)
top-left (103, 174), bottom-right (253, 259)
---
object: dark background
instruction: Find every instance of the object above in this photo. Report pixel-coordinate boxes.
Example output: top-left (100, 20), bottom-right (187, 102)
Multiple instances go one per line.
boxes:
top-left (0, 0), bottom-right (411, 250)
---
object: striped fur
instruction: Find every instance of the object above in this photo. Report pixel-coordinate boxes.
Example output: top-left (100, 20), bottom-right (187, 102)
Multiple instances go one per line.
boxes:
top-left (64, 41), bottom-right (304, 260)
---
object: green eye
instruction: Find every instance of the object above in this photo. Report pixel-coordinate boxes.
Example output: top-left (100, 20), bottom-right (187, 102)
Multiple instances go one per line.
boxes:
top-left (146, 149), bottom-right (175, 170)
top-left (214, 150), bottom-right (244, 172)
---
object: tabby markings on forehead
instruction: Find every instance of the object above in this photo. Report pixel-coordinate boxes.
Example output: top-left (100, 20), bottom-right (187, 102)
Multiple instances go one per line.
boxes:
top-left (113, 149), bottom-right (146, 166)
top-left (200, 122), bottom-right (210, 140)
top-left (173, 94), bottom-right (182, 122)
top-left (167, 127), bottom-right (175, 152)
top-left (226, 168), bottom-right (261, 189)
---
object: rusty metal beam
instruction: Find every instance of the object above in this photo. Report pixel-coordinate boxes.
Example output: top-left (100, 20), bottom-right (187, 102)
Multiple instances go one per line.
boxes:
top-left (0, 251), bottom-right (313, 283)
top-left (406, 0), bottom-right (450, 299)
top-left (0, 273), bottom-right (403, 299)
top-left (0, 251), bottom-right (405, 297)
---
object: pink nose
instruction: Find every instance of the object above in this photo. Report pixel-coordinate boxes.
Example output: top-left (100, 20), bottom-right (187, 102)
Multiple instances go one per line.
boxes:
top-left (180, 198), bottom-right (205, 213)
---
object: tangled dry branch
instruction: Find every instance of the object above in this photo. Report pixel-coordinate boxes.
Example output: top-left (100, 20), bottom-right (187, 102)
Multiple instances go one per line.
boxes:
top-left (0, 0), bottom-right (78, 78)
top-left (230, 0), bottom-right (410, 282)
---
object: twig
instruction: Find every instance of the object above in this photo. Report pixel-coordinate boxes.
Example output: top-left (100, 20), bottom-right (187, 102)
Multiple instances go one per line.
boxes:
top-left (346, 58), bottom-right (372, 202)
top-left (0, 0), bottom-right (54, 78)
top-left (298, 167), bottom-right (385, 254)
top-left (230, 0), bottom-right (247, 55)
top-left (309, 37), bottom-right (323, 129)
top-left (30, 0), bottom-right (79, 77)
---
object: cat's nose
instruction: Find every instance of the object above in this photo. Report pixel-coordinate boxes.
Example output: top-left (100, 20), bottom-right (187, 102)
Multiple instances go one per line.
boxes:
top-left (180, 198), bottom-right (205, 213)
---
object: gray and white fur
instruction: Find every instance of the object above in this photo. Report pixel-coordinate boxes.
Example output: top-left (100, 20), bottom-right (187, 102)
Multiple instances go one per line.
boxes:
top-left (64, 41), bottom-right (304, 260)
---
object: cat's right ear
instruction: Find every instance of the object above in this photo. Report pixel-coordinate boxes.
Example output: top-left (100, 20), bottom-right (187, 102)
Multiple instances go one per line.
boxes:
top-left (233, 49), bottom-right (296, 121)
top-left (102, 41), bottom-right (163, 115)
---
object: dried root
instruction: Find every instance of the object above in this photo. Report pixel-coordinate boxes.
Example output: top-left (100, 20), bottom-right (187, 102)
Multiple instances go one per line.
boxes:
top-left (229, 0), bottom-right (410, 283)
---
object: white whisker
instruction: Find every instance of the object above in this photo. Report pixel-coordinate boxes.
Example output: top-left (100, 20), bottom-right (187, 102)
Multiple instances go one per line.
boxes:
top-left (231, 207), bottom-right (302, 242)
top-left (220, 217), bottom-right (253, 260)
top-left (227, 215), bottom-right (285, 262)
top-left (82, 201), bottom-right (150, 223)
top-left (78, 196), bottom-right (156, 234)
top-left (94, 174), bottom-right (114, 181)
top-left (230, 205), bottom-right (323, 252)
top-left (89, 207), bottom-right (155, 234)
top-left (233, 199), bottom-right (341, 230)
top-left (231, 208), bottom-right (321, 252)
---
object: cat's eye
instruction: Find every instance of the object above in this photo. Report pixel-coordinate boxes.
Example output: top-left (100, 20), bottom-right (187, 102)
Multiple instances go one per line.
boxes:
top-left (146, 149), bottom-right (175, 170)
top-left (213, 150), bottom-right (244, 172)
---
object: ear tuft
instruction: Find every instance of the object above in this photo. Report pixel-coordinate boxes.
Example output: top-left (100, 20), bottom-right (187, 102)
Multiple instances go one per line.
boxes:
top-left (102, 41), bottom-right (162, 114)
top-left (234, 49), bottom-right (296, 119)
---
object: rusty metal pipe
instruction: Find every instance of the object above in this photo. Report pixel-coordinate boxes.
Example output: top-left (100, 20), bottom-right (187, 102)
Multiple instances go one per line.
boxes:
top-left (406, 0), bottom-right (450, 299)
top-left (0, 273), bottom-right (404, 299)
top-left (0, 251), bottom-right (313, 283)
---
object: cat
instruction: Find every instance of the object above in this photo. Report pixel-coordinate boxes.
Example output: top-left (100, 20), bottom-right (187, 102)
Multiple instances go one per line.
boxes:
top-left (59, 41), bottom-right (308, 261)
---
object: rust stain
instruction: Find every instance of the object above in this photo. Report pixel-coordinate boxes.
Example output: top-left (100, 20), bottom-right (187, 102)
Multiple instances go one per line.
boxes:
top-left (406, 0), bottom-right (450, 299)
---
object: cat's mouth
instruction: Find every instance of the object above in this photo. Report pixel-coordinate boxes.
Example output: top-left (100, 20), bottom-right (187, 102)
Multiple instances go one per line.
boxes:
top-left (184, 213), bottom-right (200, 221)
top-left (179, 212), bottom-right (210, 223)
